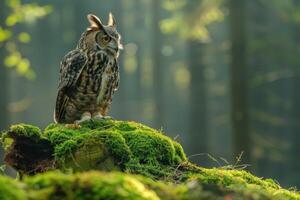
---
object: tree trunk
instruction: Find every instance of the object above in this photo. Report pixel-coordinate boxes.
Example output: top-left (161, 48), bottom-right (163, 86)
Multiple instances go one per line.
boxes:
top-left (291, 0), bottom-right (300, 186)
top-left (0, 0), bottom-right (9, 130)
top-left (112, 0), bottom-right (127, 119)
top-left (229, 0), bottom-right (251, 163)
top-left (0, 0), bottom-right (9, 163)
top-left (188, 41), bottom-right (208, 162)
top-left (152, 0), bottom-right (164, 128)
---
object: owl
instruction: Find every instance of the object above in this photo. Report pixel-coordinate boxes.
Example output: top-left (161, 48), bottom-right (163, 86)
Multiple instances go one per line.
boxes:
top-left (54, 13), bottom-right (122, 124)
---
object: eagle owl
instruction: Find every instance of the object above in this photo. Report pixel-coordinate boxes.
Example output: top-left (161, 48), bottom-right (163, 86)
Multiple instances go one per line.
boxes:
top-left (54, 13), bottom-right (122, 124)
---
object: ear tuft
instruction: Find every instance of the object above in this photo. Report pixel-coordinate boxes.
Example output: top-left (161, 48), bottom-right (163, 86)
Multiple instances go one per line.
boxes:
top-left (108, 12), bottom-right (116, 27)
top-left (87, 14), bottom-right (103, 30)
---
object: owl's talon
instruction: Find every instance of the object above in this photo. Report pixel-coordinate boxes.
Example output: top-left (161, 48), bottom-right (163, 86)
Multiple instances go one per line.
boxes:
top-left (93, 114), bottom-right (113, 120)
top-left (75, 112), bottom-right (92, 124)
top-left (74, 118), bottom-right (92, 124)
top-left (103, 116), bottom-right (113, 120)
top-left (65, 124), bottom-right (81, 129)
top-left (93, 113), bottom-right (104, 120)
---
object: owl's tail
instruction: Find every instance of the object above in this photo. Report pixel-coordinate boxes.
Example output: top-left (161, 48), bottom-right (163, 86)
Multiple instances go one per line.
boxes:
top-left (54, 89), bottom-right (69, 124)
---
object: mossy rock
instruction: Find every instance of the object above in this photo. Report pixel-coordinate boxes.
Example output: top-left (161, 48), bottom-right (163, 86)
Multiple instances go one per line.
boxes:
top-left (1, 120), bottom-right (300, 199)
top-left (1, 120), bottom-right (186, 179)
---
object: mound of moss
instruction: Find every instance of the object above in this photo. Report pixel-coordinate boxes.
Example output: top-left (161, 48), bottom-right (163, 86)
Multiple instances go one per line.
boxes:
top-left (1, 119), bottom-right (300, 200)
top-left (2, 120), bottom-right (186, 179)
top-left (0, 171), bottom-right (288, 200)
top-left (0, 174), bottom-right (26, 200)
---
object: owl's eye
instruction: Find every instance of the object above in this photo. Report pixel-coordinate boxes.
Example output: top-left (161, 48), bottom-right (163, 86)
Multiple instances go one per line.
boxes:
top-left (101, 35), bottom-right (111, 43)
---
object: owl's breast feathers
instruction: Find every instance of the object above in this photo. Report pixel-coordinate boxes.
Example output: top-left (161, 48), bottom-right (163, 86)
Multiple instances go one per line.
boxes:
top-left (54, 49), bottom-right (120, 123)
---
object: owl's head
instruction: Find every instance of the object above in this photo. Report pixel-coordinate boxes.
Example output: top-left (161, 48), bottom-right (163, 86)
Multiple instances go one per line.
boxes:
top-left (83, 13), bottom-right (122, 57)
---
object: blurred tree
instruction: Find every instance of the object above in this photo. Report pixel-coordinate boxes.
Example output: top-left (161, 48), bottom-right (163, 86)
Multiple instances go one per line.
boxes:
top-left (246, 0), bottom-right (297, 186)
top-left (229, 0), bottom-right (250, 163)
top-left (108, 0), bottom-right (125, 119)
top-left (0, 0), bottom-right (8, 164)
top-left (0, 0), bottom-right (52, 79)
top-left (152, 0), bottom-right (165, 128)
top-left (161, 0), bottom-right (223, 161)
top-left (0, 0), bottom-right (52, 125)
top-left (291, 0), bottom-right (300, 187)
top-left (0, 0), bottom-right (9, 131)
top-left (0, 0), bottom-right (52, 166)
top-left (188, 40), bottom-right (208, 157)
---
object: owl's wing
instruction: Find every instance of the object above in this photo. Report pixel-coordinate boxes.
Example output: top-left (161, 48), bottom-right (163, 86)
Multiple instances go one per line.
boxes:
top-left (54, 49), bottom-right (87, 123)
top-left (58, 49), bottom-right (87, 90)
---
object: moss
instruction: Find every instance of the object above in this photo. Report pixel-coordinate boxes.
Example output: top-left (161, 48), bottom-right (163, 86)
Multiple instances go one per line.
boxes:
top-left (173, 141), bottom-right (187, 163)
top-left (1, 171), bottom-right (293, 200)
top-left (1, 120), bottom-right (300, 199)
top-left (44, 123), bottom-right (131, 170)
top-left (121, 130), bottom-right (175, 165)
top-left (184, 166), bottom-right (300, 200)
top-left (0, 175), bottom-right (27, 200)
top-left (42, 119), bottom-right (186, 178)
top-left (2, 124), bottom-right (54, 175)
top-left (7, 124), bottom-right (43, 143)
top-left (25, 171), bottom-right (161, 200)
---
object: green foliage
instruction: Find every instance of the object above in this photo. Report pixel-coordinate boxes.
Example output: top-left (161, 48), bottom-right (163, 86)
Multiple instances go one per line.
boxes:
top-left (0, 0), bottom-right (52, 80)
top-left (161, 0), bottom-right (224, 41)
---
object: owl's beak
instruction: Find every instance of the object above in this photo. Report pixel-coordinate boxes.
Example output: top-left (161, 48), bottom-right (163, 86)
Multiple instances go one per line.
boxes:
top-left (107, 46), bottom-right (119, 56)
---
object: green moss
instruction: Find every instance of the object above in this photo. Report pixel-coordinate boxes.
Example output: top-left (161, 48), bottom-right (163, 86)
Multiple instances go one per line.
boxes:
top-left (0, 170), bottom-right (292, 200)
top-left (185, 166), bottom-right (300, 200)
top-left (44, 123), bottom-right (131, 170)
top-left (1, 120), bottom-right (300, 199)
top-left (173, 141), bottom-right (187, 163)
top-left (0, 175), bottom-right (27, 200)
top-left (1, 171), bottom-right (293, 200)
top-left (121, 130), bottom-right (175, 165)
top-left (18, 171), bottom-right (299, 200)
top-left (9, 124), bottom-right (43, 142)
top-left (42, 119), bottom-right (186, 178)
top-left (25, 171), bottom-right (161, 200)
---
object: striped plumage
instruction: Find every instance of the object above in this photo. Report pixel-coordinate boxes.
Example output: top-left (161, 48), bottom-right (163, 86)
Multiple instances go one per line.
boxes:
top-left (54, 13), bottom-right (122, 124)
